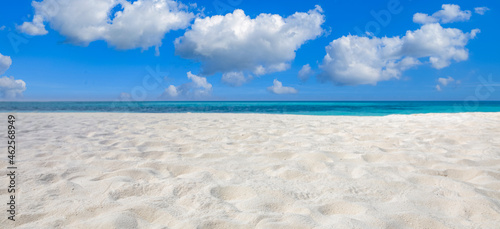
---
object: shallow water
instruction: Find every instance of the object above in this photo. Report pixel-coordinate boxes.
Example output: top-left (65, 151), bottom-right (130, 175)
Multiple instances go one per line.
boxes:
top-left (2, 101), bottom-right (500, 116)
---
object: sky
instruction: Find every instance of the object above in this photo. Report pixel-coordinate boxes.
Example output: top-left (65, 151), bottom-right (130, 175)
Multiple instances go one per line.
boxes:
top-left (0, 0), bottom-right (499, 101)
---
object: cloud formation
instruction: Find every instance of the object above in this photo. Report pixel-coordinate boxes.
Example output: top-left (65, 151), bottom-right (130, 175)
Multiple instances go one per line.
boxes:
top-left (165, 85), bottom-right (179, 97)
top-left (413, 4), bottom-right (471, 24)
top-left (319, 35), bottom-right (418, 85)
top-left (438, 76), bottom-right (455, 86)
top-left (474, 7), bottom-right (490, 15)
top-left (175, 6), bottom-right (324, 76)
top-left (221, 72), bottom-right (251, 87)
top-left (18, 15), bottom-right (48, 35)
top-left (319, 4), bottom-right (479, 86)
top-left (298, 64), bottom-right (313, 81)
top-left (163, 71), bottom-right (212, 98)
top-left (436, 76), bottom-right (459, 91)
top-left (267, 79), bottom-right (298, 94)
top-left (403, 24), bottom-right (479, 69)
top-left (0, 53), bottom-right (26, 99)
top-left (19, 0), bottom-right (194, 53)
top-left (0, 76), bottom-right (26, 99)
top-left (0, 53), bottom-right (12, 75)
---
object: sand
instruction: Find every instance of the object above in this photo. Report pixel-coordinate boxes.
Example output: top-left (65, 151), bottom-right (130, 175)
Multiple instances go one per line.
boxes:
top-left (1, 112), bottom-right (500, 228)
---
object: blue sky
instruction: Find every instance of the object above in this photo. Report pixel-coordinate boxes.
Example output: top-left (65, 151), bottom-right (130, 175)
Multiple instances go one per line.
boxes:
top-left (0, 0), bottom-right (499, 101)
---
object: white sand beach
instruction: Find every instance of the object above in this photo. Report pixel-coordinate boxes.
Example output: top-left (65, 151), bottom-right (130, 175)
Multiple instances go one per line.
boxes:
top-left (2, 112), bottom-right (500, 228)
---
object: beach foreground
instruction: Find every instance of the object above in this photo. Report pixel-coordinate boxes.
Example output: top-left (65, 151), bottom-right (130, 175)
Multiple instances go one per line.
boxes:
top-left (2, 113), bottom-right (500, 228)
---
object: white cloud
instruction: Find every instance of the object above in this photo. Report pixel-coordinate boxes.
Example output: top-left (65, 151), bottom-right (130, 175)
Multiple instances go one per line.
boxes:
top-left (474, 7), bottom-right (490, 15)
top-left (298, 64), bottom-right (313, 81)
top-left (18, 15), bottom-right (48, 35)
top-left (0, 53), bottom-right (26, 99)
top-left (402, 24), bottom-right (479, 69)
top-left (19, 0), bottom-right (194, 53)
top-left (163, 71), bottom-right (212, 98)
top-left (412, 13), bottom-right (438, 24)
top-left (221, 71), bottom-right (251, 87)
top-left (438, 76), bottom-right (454, 86)
top-left (319, 35), bottom-right (418, 85)
top-left (0, 53), bottom-right (12, 75)
top-left (187, 71), bottom-right (212, 93)
top-left (0, 76), bottom-right (26, 99)
top-left (165, 85), bottom-right (178, 97)
top-left (435, 76), bottom-right (458, 91)
top-left (175, 6), bottom-right (324, 76)
top-left (267, 79), bottom-right (298, 94)
top-left (413, 4), bottom-right (471, 24)
top-left (320, 23), bottom-right (478, 85)
top-left (0, 25), bottom-right (6, 31)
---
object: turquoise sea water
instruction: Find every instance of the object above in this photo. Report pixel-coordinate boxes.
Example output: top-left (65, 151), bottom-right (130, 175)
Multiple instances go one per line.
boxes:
top-left (1, 101), bottom-right (500, 116)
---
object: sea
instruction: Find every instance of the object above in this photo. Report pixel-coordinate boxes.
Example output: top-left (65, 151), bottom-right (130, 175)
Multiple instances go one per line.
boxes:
top-left (1, 101), bottom-right (500, 116)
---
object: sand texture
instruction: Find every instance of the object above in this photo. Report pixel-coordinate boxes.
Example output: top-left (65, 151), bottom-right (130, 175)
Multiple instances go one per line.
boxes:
top-left (1, 112), bottom-right (500, 228)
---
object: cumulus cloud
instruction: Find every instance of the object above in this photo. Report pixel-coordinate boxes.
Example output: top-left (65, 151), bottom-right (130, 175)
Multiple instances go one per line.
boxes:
top-left (298, 64), bottom-right (313, 81)
top-left (175, 6), bottom-right (324, 76)
top-left (402, 24), bottom-right (479, 69)
top-left (413, 4), bottom-right (471, 24)
top-left (187, 71), bottom-right (212, 93)
top-left (221, 71), bottom-right (251, 87)
top-left (0, 76), bottom-right (26, 99)
top-left (435, 76), bottom-right (459, 91)
top-left (0, 53), bottom-right (26, 99)
top-left (163, 71), bottom-right (212, 98)
top-left (320, 22), bottom-right (479, 85)
top-left (267, 79), bottom-right (298, 94)
top-left (0, 53), bottom-right (12, 75)
top-left (438, 76), bottom-right (455, 86)
top-left (319, 35), bottom-right (420, 85)
top-left (19, 0), bottom-right (194, 53)
top-left (164, 85), bottom-right (179, 97)
top-left (18, 15), bottom-right (48, 35)
top-left (412, 13), bottom-right (438, 24)
top-left (474, 7), bottom-right (490, 15)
